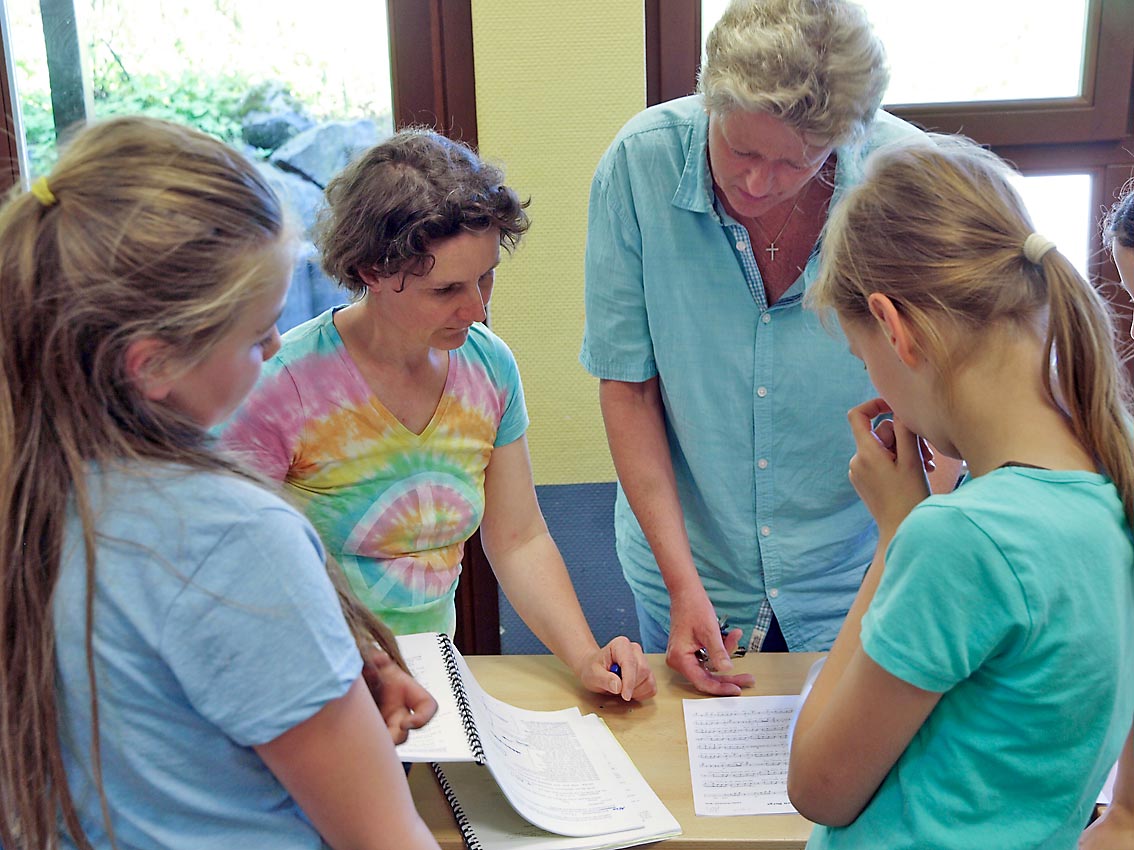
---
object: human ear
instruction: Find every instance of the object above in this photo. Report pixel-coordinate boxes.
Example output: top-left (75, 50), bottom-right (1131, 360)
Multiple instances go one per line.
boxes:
top-left (358, 267), bottom-right (387, 293)
top-left (866, 293), bottom-right (920, 367)
top-left (123, 338), bottom-right (176, 401)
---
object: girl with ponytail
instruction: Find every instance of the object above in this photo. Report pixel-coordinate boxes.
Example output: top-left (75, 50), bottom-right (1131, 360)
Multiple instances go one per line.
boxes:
top-left (0, 116), bottom-right (440, 850)
top-left (786, 134), bottom-right (1134, 849)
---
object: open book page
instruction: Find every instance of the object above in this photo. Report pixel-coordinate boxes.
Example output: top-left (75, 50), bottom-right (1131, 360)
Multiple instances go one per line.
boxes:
top-left (434, 716), bottom-right (681, 850)
top-left (683, 694), bottom-right (801, 816)
top-left (456, 652), bottom-right (643, 838)
top-left (395, 633), bottom-right (476, 762)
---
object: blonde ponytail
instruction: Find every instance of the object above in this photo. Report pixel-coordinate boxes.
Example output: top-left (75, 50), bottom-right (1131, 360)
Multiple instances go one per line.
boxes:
top-left (810, 133), bottom-right (1134, 525)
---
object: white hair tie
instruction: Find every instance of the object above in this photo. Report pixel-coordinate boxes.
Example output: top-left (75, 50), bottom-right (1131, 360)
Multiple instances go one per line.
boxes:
top-left (1023, 232), bottom-right (1056, 264)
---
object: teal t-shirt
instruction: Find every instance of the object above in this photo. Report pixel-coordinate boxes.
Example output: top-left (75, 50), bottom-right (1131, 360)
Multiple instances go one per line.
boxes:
top-left (808, 468), bottom-right (1134, 849)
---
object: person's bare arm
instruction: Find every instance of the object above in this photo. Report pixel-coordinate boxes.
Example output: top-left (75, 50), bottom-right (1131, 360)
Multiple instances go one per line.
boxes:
top-left (255, 677), bottom-right (441, 850)
top-left (480, 436), bottom-right (656, 702)
top-left (1080, 726), bottom-right (1134, 849)
top-left (599, 377), bottom-right (753, 695)
top-left (789, 402), bottom-right (940, 825)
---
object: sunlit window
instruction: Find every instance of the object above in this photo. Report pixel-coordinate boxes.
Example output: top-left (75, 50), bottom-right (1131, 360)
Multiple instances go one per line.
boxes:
top-left (1011, 173), bottom-right (1092, 280)
top-left (7, 0), bottom-right (394, 330)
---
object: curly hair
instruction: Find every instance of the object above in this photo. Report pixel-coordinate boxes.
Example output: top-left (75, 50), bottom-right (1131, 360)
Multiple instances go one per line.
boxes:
top-left (316, 127), bottom-right (530, 295)
top-left (698, 0), bottom-right (889, 146)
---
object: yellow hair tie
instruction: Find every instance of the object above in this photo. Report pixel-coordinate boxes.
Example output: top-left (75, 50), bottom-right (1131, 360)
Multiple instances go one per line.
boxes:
top-left (30, 176), bottom-right (56, 207)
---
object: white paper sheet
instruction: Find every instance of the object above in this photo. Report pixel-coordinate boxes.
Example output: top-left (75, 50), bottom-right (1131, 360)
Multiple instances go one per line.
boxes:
top-left (459, 654), bottom-right (642, 837)
top-left (1098, 759), bottom-right (1118, 805)
top-left (683, 694), bottom-right (801, 816)
top-left (395, 633), bottom-right (477, 762)
top-left (433, 715), bottom-right (681, 850)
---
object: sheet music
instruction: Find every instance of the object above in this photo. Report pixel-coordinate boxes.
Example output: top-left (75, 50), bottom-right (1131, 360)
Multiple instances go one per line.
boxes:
top-left (457, 653), bottom-right (642, 838)
top-left (683, 694), bottom-right (801, 816)
top-left (434, 715), bottom-right (681, 850)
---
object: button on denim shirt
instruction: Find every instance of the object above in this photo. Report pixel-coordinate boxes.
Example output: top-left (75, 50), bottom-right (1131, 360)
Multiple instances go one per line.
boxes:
top-left (581, 96), bottom-right (921, 651)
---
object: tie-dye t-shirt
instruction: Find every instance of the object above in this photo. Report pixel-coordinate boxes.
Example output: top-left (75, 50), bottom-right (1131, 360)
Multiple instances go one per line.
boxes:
top-left (218, 308), bottom-right (528, 636)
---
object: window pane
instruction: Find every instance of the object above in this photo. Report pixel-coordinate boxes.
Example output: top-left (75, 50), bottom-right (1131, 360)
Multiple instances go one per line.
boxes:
top-left (1011, 173), bottom-right (1092, 280)
top-left (701, 0), bottom-right (1091, 106)
top-left (8, 0), bottom-right (394, 330)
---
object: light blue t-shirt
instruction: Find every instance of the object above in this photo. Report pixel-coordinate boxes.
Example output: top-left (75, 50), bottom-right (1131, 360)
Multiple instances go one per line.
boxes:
top-left (580, 95), bottom-right (920, 650)
top-left (809, 468), bottom-right (1134, 849)
top-left (54, 464), bottom-right (361, 850)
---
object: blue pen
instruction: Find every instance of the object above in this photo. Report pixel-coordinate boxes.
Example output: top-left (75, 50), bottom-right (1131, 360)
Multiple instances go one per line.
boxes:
top-left (609, 662), bottom-right (621, 678)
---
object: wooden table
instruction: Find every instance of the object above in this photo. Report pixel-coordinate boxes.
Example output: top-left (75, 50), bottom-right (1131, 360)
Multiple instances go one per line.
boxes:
top-left (408, 652), bottom-right (820, 848)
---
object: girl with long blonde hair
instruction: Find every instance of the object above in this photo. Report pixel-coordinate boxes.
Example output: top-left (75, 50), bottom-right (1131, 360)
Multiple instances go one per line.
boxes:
top-left (0, 116), bottom-right (440, 850)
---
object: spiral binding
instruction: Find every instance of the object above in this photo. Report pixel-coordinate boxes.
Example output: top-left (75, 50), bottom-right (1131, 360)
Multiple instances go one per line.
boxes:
top-left (432, 763), bottom-right (483, 850)
top-left (436, 633), bottom-right (487, 764)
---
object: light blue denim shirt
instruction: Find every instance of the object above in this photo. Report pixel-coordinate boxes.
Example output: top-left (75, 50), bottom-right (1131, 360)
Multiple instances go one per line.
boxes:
top-left (580, 95), bottom-right (921, 651)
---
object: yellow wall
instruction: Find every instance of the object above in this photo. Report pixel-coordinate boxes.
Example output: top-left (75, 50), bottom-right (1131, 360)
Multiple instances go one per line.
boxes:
top-left (471, 2), bottom-right (644, 486)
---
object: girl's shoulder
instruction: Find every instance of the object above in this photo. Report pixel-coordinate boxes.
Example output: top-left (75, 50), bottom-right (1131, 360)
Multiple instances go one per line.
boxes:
top-left (94, 463), bottom-right (305, 532)
top-left (75, 463), bottom-right (324, 607)
top-left (944, 466), bottom-right (1115, 509)
top-left (900, 467), bottom-right (1127, 556)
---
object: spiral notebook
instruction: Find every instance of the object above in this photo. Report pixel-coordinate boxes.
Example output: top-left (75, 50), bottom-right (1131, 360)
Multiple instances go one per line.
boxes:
top-left (395, 631), bottom-right (486, 763)
top-left (431, 717), bottom-right (681, 850)
top-left (395, 633), bottom-right (680, 845)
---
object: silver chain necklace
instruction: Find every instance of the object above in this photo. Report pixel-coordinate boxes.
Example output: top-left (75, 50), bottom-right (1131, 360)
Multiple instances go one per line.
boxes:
top-left (749, 194), bottom-right (804, 262)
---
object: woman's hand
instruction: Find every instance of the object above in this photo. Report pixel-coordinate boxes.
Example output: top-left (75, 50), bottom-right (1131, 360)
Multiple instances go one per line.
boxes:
top-left (665, 586), bottom-right (755, 696)
top-left (361, 645), bottom-right (438, 745)
top-left (577, 635), bottom-right (658, 701)
top-left (847, 398), bottom-right (931, 541)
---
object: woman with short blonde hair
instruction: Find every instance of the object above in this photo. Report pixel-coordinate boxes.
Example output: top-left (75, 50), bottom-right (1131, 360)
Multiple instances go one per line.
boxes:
top-left (581, 0), bottom-right (953, 695)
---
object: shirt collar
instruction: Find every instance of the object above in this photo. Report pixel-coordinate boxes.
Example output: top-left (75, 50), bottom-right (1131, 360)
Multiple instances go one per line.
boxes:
top-left (671, 99), bottom-right (717, 216)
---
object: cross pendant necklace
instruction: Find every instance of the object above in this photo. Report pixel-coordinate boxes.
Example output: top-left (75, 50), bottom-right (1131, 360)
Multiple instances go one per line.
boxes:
top-left (750, 194), bottom-right (804, 263)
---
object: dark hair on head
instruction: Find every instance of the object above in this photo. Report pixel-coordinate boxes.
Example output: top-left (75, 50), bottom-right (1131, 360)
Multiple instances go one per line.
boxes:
top-left (316, 127), bottom-right (530, 295)
top-left (1104, 179), bottom-right (1134, 250)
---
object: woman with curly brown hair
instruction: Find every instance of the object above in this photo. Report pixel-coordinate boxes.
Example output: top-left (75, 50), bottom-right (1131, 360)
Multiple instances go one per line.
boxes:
top-left (221, 128), bottom-right (654, 702)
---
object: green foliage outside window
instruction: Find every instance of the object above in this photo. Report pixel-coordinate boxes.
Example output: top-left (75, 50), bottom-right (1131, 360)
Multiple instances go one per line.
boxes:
top-left (22, 63), bottom-right (255, 175)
